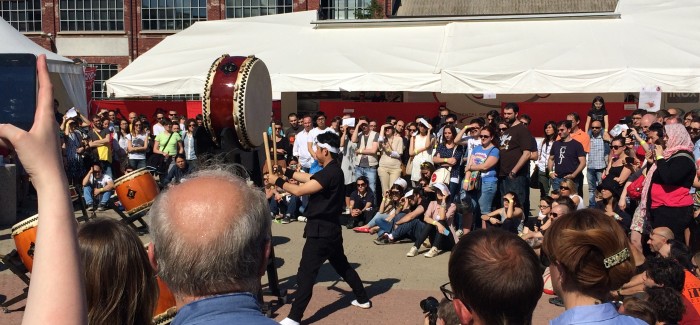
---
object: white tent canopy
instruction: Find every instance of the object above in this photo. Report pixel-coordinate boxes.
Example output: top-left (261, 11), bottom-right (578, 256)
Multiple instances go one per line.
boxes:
top-left (1, 17), bottom-right (87, 115)
top-left (107, 0), bottom-right (700, 98)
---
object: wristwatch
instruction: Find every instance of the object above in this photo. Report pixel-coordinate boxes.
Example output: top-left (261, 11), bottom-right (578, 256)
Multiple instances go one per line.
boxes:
top-left (509, 171), bottom-right (516, 178)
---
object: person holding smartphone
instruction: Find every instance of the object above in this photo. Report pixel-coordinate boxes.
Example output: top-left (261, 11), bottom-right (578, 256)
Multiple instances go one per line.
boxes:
top-left (0, 54), bottom-right (87, 324)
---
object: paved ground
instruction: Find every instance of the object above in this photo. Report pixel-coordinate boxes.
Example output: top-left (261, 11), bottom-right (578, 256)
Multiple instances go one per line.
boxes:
top-left (0, 193), bottom-right (563, 324)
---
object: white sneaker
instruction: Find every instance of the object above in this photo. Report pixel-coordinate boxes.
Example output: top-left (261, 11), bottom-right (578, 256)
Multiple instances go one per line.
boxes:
top-left (297, 216), bottom-right (307, 222)
top-left (406, 246), bottom-right (418, 257)
top-left (343, 207), bottom-right (350, 214)
top-left (351, 299), bottom-right (372, 309)
top-left (279, 317), bottom-right (300, 325)
top-left (424, 247), bottom-right (441, 258)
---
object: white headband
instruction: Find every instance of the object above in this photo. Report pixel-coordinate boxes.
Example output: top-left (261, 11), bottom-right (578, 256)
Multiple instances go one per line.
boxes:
top-left (316, 142), bottom-right (339, 154)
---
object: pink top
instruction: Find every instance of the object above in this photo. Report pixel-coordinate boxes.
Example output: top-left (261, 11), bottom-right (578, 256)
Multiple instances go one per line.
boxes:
top-left (424, 201), bottom-right (456, 221)
top-left (650, 183), bottom-right (693, 208)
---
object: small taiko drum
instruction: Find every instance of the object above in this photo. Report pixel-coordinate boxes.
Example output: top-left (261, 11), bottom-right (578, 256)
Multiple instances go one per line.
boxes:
top-left (154, 276), bottom-right (176, 317)
top-left (114, 168), bottom-right (159, 215)
top-left (69, 186), bottom-right (79, 201)
top-left (11, 214), bottom-right (39, 272)
top-left (202, 54), bottom-right (272, 151)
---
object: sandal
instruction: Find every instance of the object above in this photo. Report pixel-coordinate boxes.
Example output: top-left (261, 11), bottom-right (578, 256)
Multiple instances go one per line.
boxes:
top-left (353, 226), bottom-right (370, 233)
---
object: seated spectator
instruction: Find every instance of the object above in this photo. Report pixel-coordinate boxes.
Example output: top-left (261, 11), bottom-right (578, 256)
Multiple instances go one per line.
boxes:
top-left (406, 183), bottom-right (455, 258)
top-left (479, 191), bottom-right (524, 234)
top-left (620, 295), bottom-right (656, 325)
top-left (543, 209), bottom-right (646, 324)
top-left (558, 178), bottom-right (586, 210)
top-left (265, 173), bottom-right (299, 224)
top-left (82, 162), bottom-right (114, 211)
top-left (347, 176), bottom-right (376, 228)
top-left (448, 228), bottom-right (543, 325)
top-left (78, 218), bottom-right (157, 325)
top-left (374, 187), bottom-right (429, 245)
top-left (644, 256), bottom-right (700, 323)
top-left (354, 184), bottom-right (403, 235)
top-left (595, 177), bottom-right (632, 230)
top-left (162, 155), bottom-right (192, 186)
top-left (646, 286), bottom-right (686, 325)
top-left (148, 168), bottom-right (278, 324)
top-left (647, 226), bottom-right (675, 257)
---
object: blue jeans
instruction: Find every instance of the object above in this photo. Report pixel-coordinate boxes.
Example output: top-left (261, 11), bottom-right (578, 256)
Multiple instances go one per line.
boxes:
top-left (587, 168), bottom-right (604, 207)
top-left (354, 166), bottom-right (378, 201)
top-left (373, 212), bottom-right (404, 236)
top-left (83, 185), bottom-right (111, 206)
top-left (389, 218), bottom-right (425, 242)
top-left (128, 159), bottom-right (147, 170)
top-left (477, 181), bottom-right (498, 215)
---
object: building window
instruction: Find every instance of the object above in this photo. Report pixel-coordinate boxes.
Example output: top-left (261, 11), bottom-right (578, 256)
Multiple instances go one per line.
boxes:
top-left (141, 0), bottom-right (207, 31)
top-left (88, 63), bottom-right (119, 99)
top-left (320, 0), bottom-right (370, 20)
top-left (59, 0), bottom-right (125, 31)
top-left (225, 0), bottom-right (293, 19)
top-left (0, 0), bottom-right (42, 32)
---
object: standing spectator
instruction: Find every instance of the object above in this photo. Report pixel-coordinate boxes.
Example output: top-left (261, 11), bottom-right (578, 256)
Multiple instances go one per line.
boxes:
top-left (435, 113), bottom-right (457, 144)
top-left (548, 120), bottom-right (586, 192)
top-left (464, 126), bottom-right (499, 232)
top-left (536, 121), bottom-right (557, 198)
top-left (498, 103), bottom-right (534, 210)
top-left (193, 114), bottom-right (216, 156)
top-left (639, 124), bottom-right (695, 244)
top-left (455, 118), bottom-right (484, 158)
top-left (685, 111), bottom-right (699, 128)
top-left (286, 113), bottom-right (302, 137)
top-left (152, 110), bottom-right (165, 137)
top-left (409, 119), bottom-right (435, 184)
top-left (340, 120), bottom-right (358, 211)
top-left (585, 96), bottom-right (609, 132)
top-left (352, 117), bottom-right (380, 197)
top-left (153, 118), bottom-right (183, 171)
top-left (107, 110), bottom-right (117, 132)
top-left (271, 120), bottom-right (291, 165)
top-left (112, 119), bottom-right (130, 175)
top-left (62, 117), bottom-right (86, 185)
top-left (377, 123), bottom-right (404, 194)
top-left (485, 109), bottom-right (500, 129)
top-left (128, 111), bottom-right (137, 124)
top-left (82, 163), bottom-right (114, 211)
top-left (689, 116), bottom-right (700, 163)
top-left (432, 106), bottom-right (450, 131)
top-left (88, 117), bottom-right (113, 177)
top-left (395, 120), bottom-right (410, 174)
top-left (347, 176), bottom-right (375, 229)
top-left (566, 112), bottom-right (590, 194)
top-left (182, 118), bottom-right (198, 169)
top-left (603, 137), bottom-right (633, 187)
top-left (432, 125), bottom-right (465, 198)
top-left (293, 115), bottom-right (314, 172)
top-left (587, 119), bottom-right (611, 207)
top-left (126, 119), bottom-right (149, 170)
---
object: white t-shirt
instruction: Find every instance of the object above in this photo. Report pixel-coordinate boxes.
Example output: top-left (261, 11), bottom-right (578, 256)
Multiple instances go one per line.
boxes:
top-left (126, 133), bottom-right (148, 160)
top-left (152, 123), bottom-right (165, 137)
top-left (307, 127), bottom-right (337, 152)
top-left (293, 129), bottom-right (313, 169)
top-left (89, 173), bottom-right (113, 189)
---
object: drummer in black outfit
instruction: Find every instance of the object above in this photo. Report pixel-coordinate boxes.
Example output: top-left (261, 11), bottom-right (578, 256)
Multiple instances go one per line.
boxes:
top-left (269, 132), bottom-right (371, 325)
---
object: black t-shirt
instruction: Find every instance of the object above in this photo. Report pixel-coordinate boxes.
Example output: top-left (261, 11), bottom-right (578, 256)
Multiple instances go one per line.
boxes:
top-left (407, 196), bottom-right (431, 215)
top-left (550, 139), bottom-right (585, 175)
top-left (304, 159), bottom-right (344, 237)
top-left (588, 108), bottom-right (608, 122)
top-left (498, 123), bottom-right (534, 177)
top-left (350, 189), bottom-right (375, 210)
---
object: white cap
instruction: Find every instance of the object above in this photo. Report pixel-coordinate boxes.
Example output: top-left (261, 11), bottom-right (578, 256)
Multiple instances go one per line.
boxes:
top-left (431, 182), bottom-right (450, 196)
top-left (393, 178), bottom-right (408, 190)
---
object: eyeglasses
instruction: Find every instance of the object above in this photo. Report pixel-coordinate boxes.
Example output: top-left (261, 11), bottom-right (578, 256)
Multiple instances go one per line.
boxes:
top-left (189, 124), bottom-right (196, 127)
top-left (169, 113), bottom-right (177, 116)
top-left (560, 186), bottom-right (570, 191)
top-left (357, 183), bottom-right (367, 187)
top-left (479, 135), bottom-right (490, 139)
top-left (539, 205), bottom-right (550, 208)
top-left (439, 282), bottom-right (454, 301)
top-left (548, 212), bottom-right (559, 218)
top-left (611, 145), bottom-right (622, 149)
top-left (499, 127), bottom-right (508, 131)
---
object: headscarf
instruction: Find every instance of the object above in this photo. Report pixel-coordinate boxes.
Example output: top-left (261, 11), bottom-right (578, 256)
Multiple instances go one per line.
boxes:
top-left (637, 123), bottom-right (694, 233)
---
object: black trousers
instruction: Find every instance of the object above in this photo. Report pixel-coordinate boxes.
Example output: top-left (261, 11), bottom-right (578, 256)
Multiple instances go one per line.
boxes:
top-left (288, 232), bottom-right (369, 322)
top-left (650, 205), bottom-right (693, 246)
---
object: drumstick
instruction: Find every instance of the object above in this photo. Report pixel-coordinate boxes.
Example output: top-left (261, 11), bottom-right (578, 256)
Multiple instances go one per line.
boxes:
top-left (263, 132), bottom-right (273, 175)
top-left (271, 123), bottom-right (278, 163)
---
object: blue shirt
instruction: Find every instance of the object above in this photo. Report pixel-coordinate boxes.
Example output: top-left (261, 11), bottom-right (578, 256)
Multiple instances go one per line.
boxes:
top-left (172, 292), bottom-right (278, 325)
top-left (470, 145), bottom-right (499, 182)
top-left (550, 303), bottom-right (647, 325)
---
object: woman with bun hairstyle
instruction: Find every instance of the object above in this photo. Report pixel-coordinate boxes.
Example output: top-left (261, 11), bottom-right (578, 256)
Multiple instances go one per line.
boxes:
top-left (543, 209), bottom-right (646, 324)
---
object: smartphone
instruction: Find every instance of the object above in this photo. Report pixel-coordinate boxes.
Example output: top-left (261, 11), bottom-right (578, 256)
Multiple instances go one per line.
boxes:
top-left (0, 54), bottom-right (37, 131)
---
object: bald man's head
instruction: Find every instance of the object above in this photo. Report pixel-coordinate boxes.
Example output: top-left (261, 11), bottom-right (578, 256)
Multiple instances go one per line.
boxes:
top-left (150, 168), bottom-right (271, 299)
top-left (641, 114), bottom-right (656, 134)
top-left (648, 227), bottom-right (674, 256)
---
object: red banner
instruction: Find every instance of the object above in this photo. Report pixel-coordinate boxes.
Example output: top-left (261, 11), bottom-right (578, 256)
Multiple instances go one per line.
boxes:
top-left (84, 66), bottom-right (97, 112)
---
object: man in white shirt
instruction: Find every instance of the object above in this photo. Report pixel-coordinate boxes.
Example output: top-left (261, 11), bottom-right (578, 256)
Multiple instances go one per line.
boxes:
top-left (293, 115), bottom-right (314, 172)
top-left (152, 110), bottom-right (166, 137)
top-left (307, 112), bottom-right (337, 172)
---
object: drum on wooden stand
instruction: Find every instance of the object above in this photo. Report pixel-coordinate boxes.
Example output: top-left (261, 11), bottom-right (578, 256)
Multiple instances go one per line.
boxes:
top-left (202, 54), bottom-right (272, 151)
top-left (11, 215), bottom-right (39, 272)
top-left (114, 168), bottom-right (160, 215)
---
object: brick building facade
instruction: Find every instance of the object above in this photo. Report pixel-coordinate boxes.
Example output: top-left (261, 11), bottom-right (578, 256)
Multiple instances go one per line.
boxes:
top-left (2, 0), bottom-right (391, 99)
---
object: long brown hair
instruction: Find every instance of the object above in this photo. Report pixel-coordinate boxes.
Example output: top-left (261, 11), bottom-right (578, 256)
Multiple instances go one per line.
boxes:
top-left (78, 218), bottom-right (157, 325)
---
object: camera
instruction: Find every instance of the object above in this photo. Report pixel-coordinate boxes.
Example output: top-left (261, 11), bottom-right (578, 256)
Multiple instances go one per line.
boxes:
top-left (420, 296), bottom-right (440, 325)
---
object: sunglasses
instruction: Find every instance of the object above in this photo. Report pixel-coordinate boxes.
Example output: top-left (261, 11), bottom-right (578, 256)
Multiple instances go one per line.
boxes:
top-left (390, 191), bottom-right (401, 195)
top-left (189, 124), bottom-right (196, 127)
top-left (134, 123), bottom-right (142, 126)
top-left (169, 113), bottom-right (177, 116)
top-left (408, 129), bottom-right (416, 132)
top-left (499, 127), bottom-right (508, 131)
top-left (479, 135), bottom-right (490, 139)
top-left (357, 183), bottom-right (367, 187)
top-left (591, 126), bottom-right (601, 130)
top-left (611, 145), bottom-right (622, 149)
top-left (560, 186), bottom-right (570, 191)
top-left (548, 212), bottom-right (558, 218)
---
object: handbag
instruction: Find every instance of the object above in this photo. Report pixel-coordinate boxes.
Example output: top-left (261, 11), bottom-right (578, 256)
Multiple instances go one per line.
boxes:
top-left (404, 156), bottom-right (414, 176)
top-left (431, 145), bottom-right (459, 185)
top-left (462, 147), bottom-right (495, 191)
top-left (626, 175), bottom-right (645, 201)
top-left (529, 168), bottom-right (540, 189)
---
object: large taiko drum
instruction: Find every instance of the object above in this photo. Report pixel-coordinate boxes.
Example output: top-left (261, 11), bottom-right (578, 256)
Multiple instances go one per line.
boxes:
top-left (202, 54), bottom-right (272, 151)
top-left (153, 307), bottom-right (177, 325)
top-left (154, 276), bottom-right (176, 317)
top-left (11, 214), bottom-right (39, 272)
top-left (114, 168), bottom-right (159, 215)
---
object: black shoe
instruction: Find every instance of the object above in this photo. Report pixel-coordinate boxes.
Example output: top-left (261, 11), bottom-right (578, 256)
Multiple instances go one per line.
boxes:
top-left (281, 216), bottom-right (291, 224)
top-left (97, 204), bottom-right (106, 211)
top-left (373, 234), bottom-right (390, 245)
top-left (549, 296), bottom-right (564, 307)
top-left (346, 220), bottom-right (355, 229)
